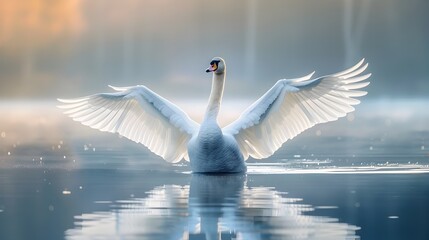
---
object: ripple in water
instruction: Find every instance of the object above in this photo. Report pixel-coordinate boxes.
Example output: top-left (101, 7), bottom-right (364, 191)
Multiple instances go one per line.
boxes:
top-left (246, 163), bottom-right (429, 175)
top-left (66, 174), bottom-right (359, 239)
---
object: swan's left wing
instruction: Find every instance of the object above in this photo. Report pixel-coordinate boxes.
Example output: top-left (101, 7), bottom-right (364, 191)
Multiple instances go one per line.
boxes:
top-left (58, 85), bottom-right (199, 163)
top-left (223, 59), bottom-right (371, 160)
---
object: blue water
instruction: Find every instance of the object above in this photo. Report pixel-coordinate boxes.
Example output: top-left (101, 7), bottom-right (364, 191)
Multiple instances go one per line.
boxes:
top-left (0, 100), bottom-right (429, 239)
top-left (1, 169), bottom-right (429, 239)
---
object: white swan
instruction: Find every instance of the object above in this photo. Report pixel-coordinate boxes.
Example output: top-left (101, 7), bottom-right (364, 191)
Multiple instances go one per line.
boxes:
top-left (58, 57), bottom-right (370, 173)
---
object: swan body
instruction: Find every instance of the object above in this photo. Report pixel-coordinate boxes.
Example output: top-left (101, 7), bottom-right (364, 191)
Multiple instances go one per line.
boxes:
top-left (58, 57), bottom-right (371, 173)
top-left (188, 120), bottom-right (246, 172)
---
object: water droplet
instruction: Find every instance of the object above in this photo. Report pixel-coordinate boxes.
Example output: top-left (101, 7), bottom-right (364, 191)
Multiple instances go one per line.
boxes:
top-left (0, 209), bottom-right (3, 213)
top-left (293, 155), bottom-right (301, 158)
top-left (62, 190), bottom-right (71, 195)
top-left (59, 140), bottom-right (63, 145)
top-left (48, 205), bottom-right (54, 211)
top-left (388, 216), bottom-right (399, 219)
top-left (92, 147), bottom-right (96, 152)
top-left (84, 145), bottom-right (88, 151)
top-left (79, 186), bottom-right (83, 190)
top-left (1, 132), bottom-right (5, 138)
top-left (7, 152), bottom-right (10, 156)
top-left (57, 145), bottom-right (61, 149)
top-left (40, 157), bottom-right (43, 161)
top-left (130, 194), bottom-right (135, 198)
top-left (63, 156), bottom-right (66, 159)
top-left (369, 146), bottom-right (373, 151)
top-left (421, 146), bottom-right (425, 150)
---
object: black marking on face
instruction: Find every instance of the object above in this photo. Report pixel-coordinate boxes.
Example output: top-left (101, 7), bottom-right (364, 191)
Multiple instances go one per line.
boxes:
top-left (210, 60), bottom-right (220, 66)
top-left (209, 60), bottom-right (220, 72)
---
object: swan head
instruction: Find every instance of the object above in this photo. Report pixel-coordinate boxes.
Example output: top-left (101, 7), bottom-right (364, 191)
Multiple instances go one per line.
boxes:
top-left (205, 57), bottom-right (225, 74)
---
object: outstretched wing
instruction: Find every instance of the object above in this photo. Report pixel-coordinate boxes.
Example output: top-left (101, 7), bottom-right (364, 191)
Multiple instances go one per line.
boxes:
top-left (58, 85), bottom-right (199, 163)
top-left (223, 59), bottom-right (371, 160)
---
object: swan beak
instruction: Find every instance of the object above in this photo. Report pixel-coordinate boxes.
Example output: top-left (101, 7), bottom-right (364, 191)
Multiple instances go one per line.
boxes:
top-left (205, 63), bottom-right (217, 73)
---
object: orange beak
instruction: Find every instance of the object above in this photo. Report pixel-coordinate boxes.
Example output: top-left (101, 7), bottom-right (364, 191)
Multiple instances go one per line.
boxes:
top-left (205, 63), bottom-right (218, 73)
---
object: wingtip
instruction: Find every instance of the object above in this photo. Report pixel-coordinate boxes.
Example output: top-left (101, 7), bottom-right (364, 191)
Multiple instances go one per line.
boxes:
top-left (291, 70), bottom-right (316, 82)
top-left (350, 58), bottom-right (365, 70)
top-left (56, 97), bottom-right (90, 104)
top-left (108, 85), bottom-right (117, 90)
top-left (108, 85), bottom-right (131, 91)
top-left (302, 70), bottom-right (316, 81)
top-left (364, 73), bottom-right (372, 81)
top-left (332, 58), bottom-right (368, 78)
top-left (56, 98), bottom-right (70, 103)
top-left (56, 98), bottom-right (66, 109)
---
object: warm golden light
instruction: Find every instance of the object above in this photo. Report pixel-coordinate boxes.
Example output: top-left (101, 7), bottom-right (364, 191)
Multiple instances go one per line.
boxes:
top-left (0, 0), bottom-right (84, 51)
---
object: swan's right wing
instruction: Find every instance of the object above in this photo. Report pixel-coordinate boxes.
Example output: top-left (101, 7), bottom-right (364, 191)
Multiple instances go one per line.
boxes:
top-left (223, 59), bottom-right (370, 160)
top-left (58, 85), bottom-right (199, 163)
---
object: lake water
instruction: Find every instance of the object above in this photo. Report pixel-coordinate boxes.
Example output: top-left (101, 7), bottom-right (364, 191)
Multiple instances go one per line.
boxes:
top-left (0, 100), bottom-right (428, 239)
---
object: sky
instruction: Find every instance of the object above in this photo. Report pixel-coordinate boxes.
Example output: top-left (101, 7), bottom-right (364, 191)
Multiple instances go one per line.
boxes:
top-left (0, 0), bottom-right (428, 100)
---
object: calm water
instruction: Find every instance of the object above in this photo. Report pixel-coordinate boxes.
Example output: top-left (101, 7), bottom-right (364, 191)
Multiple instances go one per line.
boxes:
top-left (0, 100), bottom-right (429, 239)
top-left (1, 169), bottom-right (429, 240)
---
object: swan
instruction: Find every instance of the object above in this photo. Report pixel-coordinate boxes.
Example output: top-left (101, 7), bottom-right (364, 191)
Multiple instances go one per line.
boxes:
top-left (58, 57), bottom-right (371, 173)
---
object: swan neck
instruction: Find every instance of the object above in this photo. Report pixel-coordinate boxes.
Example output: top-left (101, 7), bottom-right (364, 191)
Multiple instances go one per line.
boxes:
top-left (204, 72), bottom-right (225, 121)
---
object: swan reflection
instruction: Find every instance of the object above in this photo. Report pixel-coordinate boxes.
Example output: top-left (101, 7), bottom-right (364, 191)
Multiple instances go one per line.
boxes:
top-left (66, 174), bottom-right (359, 239)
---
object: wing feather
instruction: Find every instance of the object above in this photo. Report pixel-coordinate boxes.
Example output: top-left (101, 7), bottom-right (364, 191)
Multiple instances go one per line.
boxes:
top-left (223, 59), bottom-right (371, 160)
top-left (58, 85), bottom-right (199, 163)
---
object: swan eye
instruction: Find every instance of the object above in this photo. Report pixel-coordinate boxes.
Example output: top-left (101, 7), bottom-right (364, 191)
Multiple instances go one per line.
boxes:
top-left (210, 60), bottom-right (219, 71)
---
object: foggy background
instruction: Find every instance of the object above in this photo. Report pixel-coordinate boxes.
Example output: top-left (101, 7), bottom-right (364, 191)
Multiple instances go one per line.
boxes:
top-left (0, 0), bottom-right (428, 100)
